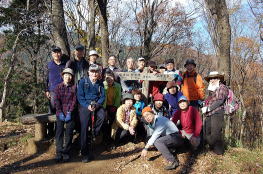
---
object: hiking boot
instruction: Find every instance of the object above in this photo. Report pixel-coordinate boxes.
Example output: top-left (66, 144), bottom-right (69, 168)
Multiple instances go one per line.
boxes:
top-left (110, 144), bottom-right (117, 151)
top-left (62, 154), bottom-right (70, 162)
top-left (164, 160), bottom-right (179, 170)
top-left (54, 154), bottom-right (62, 163)
top-left (82, 156), bottom-right (91, 163)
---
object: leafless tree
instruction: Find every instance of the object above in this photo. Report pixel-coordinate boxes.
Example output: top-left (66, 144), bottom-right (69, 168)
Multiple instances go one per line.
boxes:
top-left (51, 0), bottom-right (70, 56)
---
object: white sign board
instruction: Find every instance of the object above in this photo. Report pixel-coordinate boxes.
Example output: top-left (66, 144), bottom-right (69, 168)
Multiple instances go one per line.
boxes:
top-left (116, 72), bottom-right (174, 81)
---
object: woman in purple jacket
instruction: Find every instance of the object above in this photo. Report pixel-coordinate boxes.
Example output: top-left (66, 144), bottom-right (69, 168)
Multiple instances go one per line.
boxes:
top-left (164, 81), bottom-right (183, 117)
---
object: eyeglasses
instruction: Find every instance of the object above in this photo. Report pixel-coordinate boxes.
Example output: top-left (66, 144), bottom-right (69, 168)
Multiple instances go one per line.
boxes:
top-left (89, 71), bottom-right (99, 74)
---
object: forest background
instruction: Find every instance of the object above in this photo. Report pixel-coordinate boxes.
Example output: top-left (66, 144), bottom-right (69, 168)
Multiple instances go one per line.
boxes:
top-left (0, 0), bottom-right (262, 149)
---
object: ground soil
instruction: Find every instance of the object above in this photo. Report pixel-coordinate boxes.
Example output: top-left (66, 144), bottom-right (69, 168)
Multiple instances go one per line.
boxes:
top-left (0, 122), bottom-right (262, 174)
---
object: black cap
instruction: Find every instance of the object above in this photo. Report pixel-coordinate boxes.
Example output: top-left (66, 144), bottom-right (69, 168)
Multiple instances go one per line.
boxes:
top-left (75, 44), bottom-right (85, 51)
top-left (184, 59), bottom-right (196, 67)
top-left (165, 59), bottom-right (174, 65)
top-left (52, 46), bottom-right (61, 52)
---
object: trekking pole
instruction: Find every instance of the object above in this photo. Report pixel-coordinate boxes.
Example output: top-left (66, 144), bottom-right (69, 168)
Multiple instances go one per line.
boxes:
top-left (90, 101), bottom-right (96, 143)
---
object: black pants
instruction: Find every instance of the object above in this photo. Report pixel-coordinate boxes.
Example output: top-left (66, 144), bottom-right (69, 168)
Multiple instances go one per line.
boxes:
top-left (79, 105), bottom-right (105, 156)
top-left (55, 119), bottom-right (75, 156)
top-left (204, 111), bottom-right (225, 155)
top-left (115, 127), bottom-right (134, 145)
top-left (102, 106), bottom-right (117, 144)
top-left (136, 118), bottom-right (147, 140)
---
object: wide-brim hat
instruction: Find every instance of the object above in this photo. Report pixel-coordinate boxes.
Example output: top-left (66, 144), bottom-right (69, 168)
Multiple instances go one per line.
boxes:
top-left (122, 93), bottom-right (134, 102)
top-left (204, 71), bottom-right (224, 82)
top-left (89, 50), bottom-right (99, 56)
top-left (62, 68), bottom-right (74, 76)
top-left (184, 59), bottom-right (196, 67)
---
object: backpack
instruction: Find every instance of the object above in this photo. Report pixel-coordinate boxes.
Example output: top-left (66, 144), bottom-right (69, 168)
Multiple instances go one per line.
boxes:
top-left (224, 88), bottom-right (239, 115)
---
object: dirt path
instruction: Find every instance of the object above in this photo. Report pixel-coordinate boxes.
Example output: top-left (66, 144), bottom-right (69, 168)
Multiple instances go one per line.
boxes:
top-left (1, 122), bottom-right (263, 174)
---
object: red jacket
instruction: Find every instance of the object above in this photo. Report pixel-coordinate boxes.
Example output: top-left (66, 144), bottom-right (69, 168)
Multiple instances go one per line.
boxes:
top-left (172, 106), bottom-right (202, 137)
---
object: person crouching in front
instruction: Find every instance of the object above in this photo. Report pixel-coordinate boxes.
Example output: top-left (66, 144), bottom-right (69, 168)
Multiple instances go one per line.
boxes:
top-left (171, 96), bottom-right (202, 150)
top-left (111, 93), bottom-right (138, 149)
top-left (141, 107), bottom-right (184, 170)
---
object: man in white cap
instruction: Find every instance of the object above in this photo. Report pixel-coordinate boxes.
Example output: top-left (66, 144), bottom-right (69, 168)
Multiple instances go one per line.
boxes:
top-left (135, 57), bottom-right (146, 73)
top-left (77, 64), bottom-right (105, 162)
top-left (88, 50), bottom-right (100, 65)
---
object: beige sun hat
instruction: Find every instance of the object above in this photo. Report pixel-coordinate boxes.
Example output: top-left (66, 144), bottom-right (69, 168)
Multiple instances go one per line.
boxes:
top-left (61, 68), bottom-right (74, 76)
top-left (204, 71), bottom-right (224, 82)
top-left (89, 50), bottom-right (99, 56)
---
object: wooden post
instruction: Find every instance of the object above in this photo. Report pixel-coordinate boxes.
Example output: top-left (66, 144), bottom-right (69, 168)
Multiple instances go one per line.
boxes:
top-left (34, 123), bottom-right (46, 141)
top-left (142, 67), bottom-right (149, 103)
top-left (142, 80), bottom-right (149, 103)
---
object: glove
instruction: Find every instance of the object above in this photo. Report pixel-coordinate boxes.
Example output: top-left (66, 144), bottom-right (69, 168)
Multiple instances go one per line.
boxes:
top-left (65, 112), bottom-right (71, 122)
top-left (59, 112), bottom-right (65, 121)
top-left (198, 100), bottom-right (204, 108)
top-left (201, 107), bottom-right (209, 114)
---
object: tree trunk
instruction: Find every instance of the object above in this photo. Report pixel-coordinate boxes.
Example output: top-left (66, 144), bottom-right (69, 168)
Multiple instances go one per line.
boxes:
top-left (97, 0), bottom-right (109, 67)
top-left (88, 0), bottom-right (96, 50)
top-left (51, 0), bottom-right (70, 56)
top-left (0, 30), bottom-right (24, 122)
top-left (204, 0), bottom-right (231, 85)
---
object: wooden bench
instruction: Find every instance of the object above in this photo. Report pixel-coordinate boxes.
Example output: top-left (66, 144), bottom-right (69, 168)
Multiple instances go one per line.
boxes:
top-left (20, 113), bottom-right (56, 141)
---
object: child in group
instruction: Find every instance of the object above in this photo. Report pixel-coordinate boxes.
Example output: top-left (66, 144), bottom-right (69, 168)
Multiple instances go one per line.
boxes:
top-left (111, 93), bottom-right (138, 148)
top-left (54, 68), bottom-right (76, 162)
top-left (171, 96), bottom-right (202, 150)
top-left (164, 81), bottom-right (183, 117)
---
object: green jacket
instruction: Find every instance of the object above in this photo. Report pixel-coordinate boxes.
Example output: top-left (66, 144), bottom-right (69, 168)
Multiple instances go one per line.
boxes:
top-left (103, 81), bottom-right (122, 108)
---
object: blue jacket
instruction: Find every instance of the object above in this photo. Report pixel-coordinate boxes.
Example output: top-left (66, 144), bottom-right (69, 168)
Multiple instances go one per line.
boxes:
top-left (133, 100), bottom-right (145, 117)
top-left (147, 116), bottom-right (179, 146)
top-left (77, 77), bottom-right (105, 107)
top-left (46, 60), bottom-right (66, 92)
top-left (164, 91), bottom-right (183, 116)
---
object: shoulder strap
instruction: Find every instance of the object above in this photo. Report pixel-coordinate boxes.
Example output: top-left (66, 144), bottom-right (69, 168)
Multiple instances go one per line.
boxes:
top-left (183, 72), bottom-right (198, 84)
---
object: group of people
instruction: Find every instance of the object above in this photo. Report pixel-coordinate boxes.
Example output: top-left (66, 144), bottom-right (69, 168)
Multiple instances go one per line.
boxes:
top-left (45, 44), bottom-right (229, 170)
